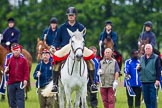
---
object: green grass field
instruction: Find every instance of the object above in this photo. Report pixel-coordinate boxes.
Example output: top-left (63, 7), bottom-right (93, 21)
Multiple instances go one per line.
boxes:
top-left (0, 63), bottom-right (162, 108)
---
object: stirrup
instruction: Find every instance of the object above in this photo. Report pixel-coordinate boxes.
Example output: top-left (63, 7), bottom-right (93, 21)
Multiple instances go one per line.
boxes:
top-left (51, 85), bottom-right (58, 93)
top-left (90, 84), bottom-right (98, 93)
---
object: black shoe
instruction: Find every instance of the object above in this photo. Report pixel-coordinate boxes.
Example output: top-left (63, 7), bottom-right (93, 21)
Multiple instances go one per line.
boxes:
top-left (51, 85), bottom-right (58, 93)
top-left (90, 84), bottom-right (98, 93)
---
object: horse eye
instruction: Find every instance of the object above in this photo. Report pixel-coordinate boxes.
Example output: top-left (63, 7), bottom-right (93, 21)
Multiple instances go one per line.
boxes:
top-left (71, 40), bottom-right (74, 43)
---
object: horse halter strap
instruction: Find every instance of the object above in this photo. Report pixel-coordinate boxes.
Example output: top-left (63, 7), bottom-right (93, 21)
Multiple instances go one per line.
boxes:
top-left (71, 41), bottom-right (84, 56)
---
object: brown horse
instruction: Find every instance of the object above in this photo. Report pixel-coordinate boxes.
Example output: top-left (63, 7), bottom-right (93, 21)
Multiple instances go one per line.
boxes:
top-left (103, 38), bottom-right (123, 71)
top-left (36, 38), bottom-right (50, 61)
top-left (0, 44), bottom-right (32, 100)
top-left (138, 38), bottom-right (149, 57)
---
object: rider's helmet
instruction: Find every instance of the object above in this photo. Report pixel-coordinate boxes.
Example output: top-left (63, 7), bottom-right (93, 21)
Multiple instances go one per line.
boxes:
top-left (8, 18), bottom-right (15, 23)
top-left (105, 20), bottom-right (112, 26)
top-left (50, 17), bottom-right (58, 24)
top-left (144, 21), bottom-right (152, 28)
top-left (66, 7), bottom-right (77, 15)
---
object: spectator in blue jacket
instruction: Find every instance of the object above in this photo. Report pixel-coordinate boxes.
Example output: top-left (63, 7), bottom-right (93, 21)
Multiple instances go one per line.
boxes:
top-left (99, 20), bottom-right (118, 53)
top-left (139, 21), bottom-right (156, 48)
top-left (33, 49), bottom-right (55, 108)
top-left (124, 49), bottom-right (142, 108)
top-left (41, 17), bottom-right (58, 46)
top-left (87, 46), bottom-right (100, 108)
top-left (1, 18), bottom-right (20, 49)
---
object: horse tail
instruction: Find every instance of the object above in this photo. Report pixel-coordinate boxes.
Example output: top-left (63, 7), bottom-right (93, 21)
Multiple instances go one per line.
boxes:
top-left (41, 81), bottom-right (54, 97)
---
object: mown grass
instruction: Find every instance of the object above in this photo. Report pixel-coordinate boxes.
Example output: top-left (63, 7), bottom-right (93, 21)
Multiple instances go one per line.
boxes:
top-left (0, 63), bottom-right (162, 108)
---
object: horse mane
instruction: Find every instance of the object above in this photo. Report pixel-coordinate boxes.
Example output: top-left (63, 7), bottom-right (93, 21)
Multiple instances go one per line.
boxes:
top-left (36, 38), bottom-right (50, 61)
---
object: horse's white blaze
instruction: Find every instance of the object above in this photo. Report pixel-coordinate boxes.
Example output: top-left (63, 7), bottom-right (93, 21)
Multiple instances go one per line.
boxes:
top-left (38, 45), bottom-right (42, 50)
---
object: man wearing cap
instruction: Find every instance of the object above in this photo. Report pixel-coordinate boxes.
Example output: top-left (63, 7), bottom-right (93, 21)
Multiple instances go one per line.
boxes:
top-left (139, 21), bottom-right (156, 48)
top-left (51, 6), bottom-right (98, 93)
top-left (99, 20), bottom-right (118, 52)
top-left (0, 43), bottom-right (24, 102)
top-left (3, 43), bottom-right (29, 108)
top-left (33, 49), bottom-right (58, 108)
top-left (41, 17), bottom-right (58, 46)
top-left (1, 18), bottom-right (20, 49)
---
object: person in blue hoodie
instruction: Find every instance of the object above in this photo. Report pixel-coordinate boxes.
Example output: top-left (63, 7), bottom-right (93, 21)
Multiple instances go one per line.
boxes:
top-left (124, 49), bottom-right (142, 108)
top-left (33, 49), bottom-right (55, 108)
top-left (87, 46), bottom-right (100, 108)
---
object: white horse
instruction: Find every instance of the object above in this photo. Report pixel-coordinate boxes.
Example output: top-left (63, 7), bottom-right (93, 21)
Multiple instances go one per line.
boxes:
top-left (42, 28), bottom-right (88, 108)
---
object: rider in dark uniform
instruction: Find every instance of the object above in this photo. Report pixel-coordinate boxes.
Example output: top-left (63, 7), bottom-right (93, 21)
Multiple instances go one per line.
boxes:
top-left (51, 7), bottom-right (98, 93)
top-left (1, 18), bottom-right (20, 50)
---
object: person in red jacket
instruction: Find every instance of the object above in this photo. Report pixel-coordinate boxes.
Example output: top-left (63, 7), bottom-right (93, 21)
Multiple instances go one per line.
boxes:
top-left (4, 43), bottom-right (29, 108)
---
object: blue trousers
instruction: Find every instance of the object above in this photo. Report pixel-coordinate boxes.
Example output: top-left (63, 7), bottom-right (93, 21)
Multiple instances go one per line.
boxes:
top-left (142, 83), bottom-right (157, 108)
top-left (8, 82), bottom-right (25, 108)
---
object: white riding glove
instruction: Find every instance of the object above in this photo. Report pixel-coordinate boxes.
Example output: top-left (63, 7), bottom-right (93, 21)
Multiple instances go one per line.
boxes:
top-left (113, 80), bottom-right (118, 90)
top-left (98, 69), bottom-right (104, 75)
top-left (6, 41), bottom-right (11, 46)
top-left (50, 46), bottom-right (56, 54)
top-left (99, 40), bottom-right (102, 46)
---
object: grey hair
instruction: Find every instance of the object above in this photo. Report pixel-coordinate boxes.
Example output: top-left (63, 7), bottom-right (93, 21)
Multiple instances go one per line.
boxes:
top-left (144, 44), bottom-right (153, 50)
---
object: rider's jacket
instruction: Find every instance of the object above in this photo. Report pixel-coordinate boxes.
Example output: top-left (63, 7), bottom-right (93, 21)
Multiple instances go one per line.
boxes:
top-left (99, 30), bottom-right (118, 50)
top-left (53, 21), bottom-right (85, 48)
top-left (1, 27), bottom-right (20, 45)
top-left (124, 58), bottom-right (141, 87)
top-left (41, 27), bottom-right (58, 46)
top-left (33, 61), bottom-right (53, 88)
top-left (140, 31), bottom-right (156, 47)
top-left (6, 55), bottom-right (29, 85)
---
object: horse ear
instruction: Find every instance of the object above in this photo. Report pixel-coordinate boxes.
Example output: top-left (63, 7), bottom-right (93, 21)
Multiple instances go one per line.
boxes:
top-left (37, 38), bottom-right (40, 42)
top-left (82, 28), bottom-right (86, 36)
top-left (67, 28), bottom-right (73, 37)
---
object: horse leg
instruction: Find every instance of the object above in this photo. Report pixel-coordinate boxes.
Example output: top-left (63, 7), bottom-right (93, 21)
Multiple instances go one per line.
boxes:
top-left (64, 86), bottom-right (72, 108)
top-left (74, 92), bottom-right (81, 108)
top-left (79, 85), bottom-right (87, 108)
top-left (59, 81), bottom-right (65, 108)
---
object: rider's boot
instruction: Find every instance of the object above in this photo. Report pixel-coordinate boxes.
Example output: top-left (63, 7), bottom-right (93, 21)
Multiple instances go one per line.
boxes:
top-left (51, 71), bottom-right (59, 93)
top-left (89, 70), bottom-right (98, 93)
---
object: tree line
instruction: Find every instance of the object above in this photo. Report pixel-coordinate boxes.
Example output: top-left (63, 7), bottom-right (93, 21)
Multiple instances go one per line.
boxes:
top-left (1, 0), bottom-right (162, 61)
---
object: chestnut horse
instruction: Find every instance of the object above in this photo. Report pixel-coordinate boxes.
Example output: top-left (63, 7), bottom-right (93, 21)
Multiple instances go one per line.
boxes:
top-left (0, 44), bottom-right (32, 100)
top-left (102, 38), bottom-right (123, 72)
top-left (36, 38), bottom-right (50, 61)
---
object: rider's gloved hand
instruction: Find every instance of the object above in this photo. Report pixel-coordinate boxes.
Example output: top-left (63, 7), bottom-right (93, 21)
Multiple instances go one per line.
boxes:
top-left (99, 40), bottom-right (102, 46)
top-left (6, 41), bottom-right (11, 46)
top-left (50, 45), bottom-right (56, 54)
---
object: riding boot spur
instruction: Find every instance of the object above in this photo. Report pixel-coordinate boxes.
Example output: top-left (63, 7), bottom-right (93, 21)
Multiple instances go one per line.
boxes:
top-left (89, 69), bottom-right (98, 93)
top-left (51, 71), bottom-right (59, 93)
top-left (86, 60), bottom-right (98, 93)
top-left (51, 63), bottom-right (61, 93)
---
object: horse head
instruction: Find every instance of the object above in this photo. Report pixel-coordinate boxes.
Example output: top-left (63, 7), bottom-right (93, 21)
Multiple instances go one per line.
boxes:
top-left (103, 37), bottom-right (114, 50)
top-left (67, 28), bottom-right (86, 61)
top-left (36, 38), bottom-right (50, 61)
top-left (138, 38), bottom-right (149, 56)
